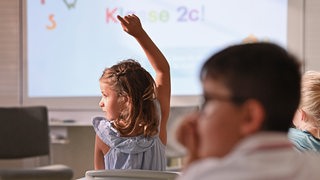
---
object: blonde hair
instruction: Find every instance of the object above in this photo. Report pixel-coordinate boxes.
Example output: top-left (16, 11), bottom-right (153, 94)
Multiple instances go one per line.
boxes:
top-left (100, 59), bottom-right (159, 137)
top-left (300, 71), bottom-right (320, 126)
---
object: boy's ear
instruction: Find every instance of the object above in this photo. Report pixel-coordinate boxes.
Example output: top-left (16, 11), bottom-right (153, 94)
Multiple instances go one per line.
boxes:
top-left (240, 99), bottom-right (265, 136)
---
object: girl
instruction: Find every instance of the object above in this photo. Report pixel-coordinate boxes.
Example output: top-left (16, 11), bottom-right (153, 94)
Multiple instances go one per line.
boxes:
top-left (93, 14), bottom-right (171, 170)
top-left (289, 70), bottom-right (320, 152)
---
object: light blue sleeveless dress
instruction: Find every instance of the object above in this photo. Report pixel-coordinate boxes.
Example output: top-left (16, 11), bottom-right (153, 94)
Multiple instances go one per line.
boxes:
top-left (92, 116), bottom-right (166, 170)
top-left (288, 127), bottom-right (320, 152)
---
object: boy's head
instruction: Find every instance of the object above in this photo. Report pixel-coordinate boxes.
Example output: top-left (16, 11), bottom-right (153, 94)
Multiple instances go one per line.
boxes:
top-left (197, 42), bottom-right (301, 158)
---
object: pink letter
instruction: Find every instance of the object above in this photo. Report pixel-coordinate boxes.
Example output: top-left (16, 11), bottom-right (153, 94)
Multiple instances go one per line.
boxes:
top-left (106, 8), bottom-right (118, 23)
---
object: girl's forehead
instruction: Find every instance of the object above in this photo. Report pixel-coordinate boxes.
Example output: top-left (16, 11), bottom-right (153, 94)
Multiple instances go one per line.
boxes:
top-left (100, 82), bottom-right (112, 91)
top-left (101, 82), bottom-right (121, 96)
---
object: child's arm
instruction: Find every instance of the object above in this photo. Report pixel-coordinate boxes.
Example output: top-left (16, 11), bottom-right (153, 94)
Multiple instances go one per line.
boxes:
top-left (94, 135), bottom-right (109, 169)
top-left (117, 14), bottom-right (171, 145)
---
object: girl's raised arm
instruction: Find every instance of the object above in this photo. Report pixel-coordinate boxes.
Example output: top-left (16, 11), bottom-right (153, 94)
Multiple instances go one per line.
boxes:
top-left (117, 14), bottom-right (171, 144)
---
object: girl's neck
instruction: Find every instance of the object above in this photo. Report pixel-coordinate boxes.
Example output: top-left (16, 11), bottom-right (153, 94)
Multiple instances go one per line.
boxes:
top-left (306, 127), bottom-right (320, 139)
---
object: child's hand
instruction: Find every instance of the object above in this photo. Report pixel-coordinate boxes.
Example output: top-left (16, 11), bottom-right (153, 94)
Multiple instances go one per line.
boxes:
top-left (117, 14), bottom-right (145, 38)
top-left (176, 111), bottom-right (200, 165)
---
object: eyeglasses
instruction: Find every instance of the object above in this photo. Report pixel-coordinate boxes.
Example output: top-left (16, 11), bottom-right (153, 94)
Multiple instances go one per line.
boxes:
top-left (200, 93), bottom-right (247, 110)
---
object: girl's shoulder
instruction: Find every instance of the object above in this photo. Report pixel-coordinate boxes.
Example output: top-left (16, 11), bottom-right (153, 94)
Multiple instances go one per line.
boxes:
top-left (92, 116), bottom-right (118, 134)
top-left (92, 116), bottom-right (119, 146)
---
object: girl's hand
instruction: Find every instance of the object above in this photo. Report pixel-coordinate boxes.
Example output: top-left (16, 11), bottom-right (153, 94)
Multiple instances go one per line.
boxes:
top-left (117, 14), bottom-right (145, 38)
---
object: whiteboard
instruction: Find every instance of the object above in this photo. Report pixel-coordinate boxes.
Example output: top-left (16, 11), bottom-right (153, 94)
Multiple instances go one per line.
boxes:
top-left (22, 0), bottom-right (303, 109)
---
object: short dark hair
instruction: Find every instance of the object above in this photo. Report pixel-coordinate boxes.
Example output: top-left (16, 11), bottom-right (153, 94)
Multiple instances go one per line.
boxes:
top-left (201, 42), bottom-right (301, 132)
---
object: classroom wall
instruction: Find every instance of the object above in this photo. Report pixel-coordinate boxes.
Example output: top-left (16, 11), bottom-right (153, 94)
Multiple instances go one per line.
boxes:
top-left (304, 1), bottom-right (320, 70)
top-left (1, 0), bottom-right (320, 179)
top-left (0, 0), bottom-right (20, 106)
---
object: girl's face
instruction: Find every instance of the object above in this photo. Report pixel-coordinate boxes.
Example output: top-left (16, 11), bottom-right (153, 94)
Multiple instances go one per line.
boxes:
top-left (99, 81), bottom-right (123, 121)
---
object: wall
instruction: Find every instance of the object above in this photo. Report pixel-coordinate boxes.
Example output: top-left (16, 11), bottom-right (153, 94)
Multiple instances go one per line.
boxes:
top-left (304, 0), bottom-right (320, 71)
top-left (0, 0), bottom-right (20, 106)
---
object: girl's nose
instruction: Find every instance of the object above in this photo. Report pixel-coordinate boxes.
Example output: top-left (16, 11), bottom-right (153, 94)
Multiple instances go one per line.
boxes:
top-left (99, 99), bottom-right (104, 107)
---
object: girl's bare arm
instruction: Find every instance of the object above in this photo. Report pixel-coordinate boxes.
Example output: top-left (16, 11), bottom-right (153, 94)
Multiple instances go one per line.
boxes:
top-left (117, 14), bottom-right (171, 144)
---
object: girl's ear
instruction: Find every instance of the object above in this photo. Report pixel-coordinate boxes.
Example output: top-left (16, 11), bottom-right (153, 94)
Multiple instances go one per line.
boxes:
top-left (121, 95), bottom-right (130, 106)
top-left (240, 99), bottom-right (265, 136)
top-left (300, 109), bottom-right (307, 122)
top-left (118, 95), bottom-right (130, 116)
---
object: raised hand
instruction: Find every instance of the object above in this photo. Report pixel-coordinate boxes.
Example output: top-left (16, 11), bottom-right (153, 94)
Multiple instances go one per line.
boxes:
top-left (117, 14), bottom-right (145, 38)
